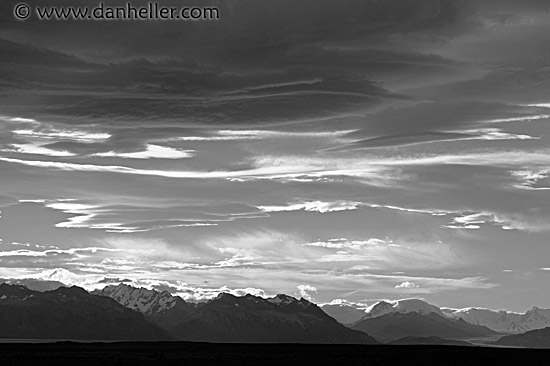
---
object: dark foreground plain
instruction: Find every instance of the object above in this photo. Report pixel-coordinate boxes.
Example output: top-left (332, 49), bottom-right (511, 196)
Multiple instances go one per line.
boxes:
top-left (1, 342), bottom-right (549, 366)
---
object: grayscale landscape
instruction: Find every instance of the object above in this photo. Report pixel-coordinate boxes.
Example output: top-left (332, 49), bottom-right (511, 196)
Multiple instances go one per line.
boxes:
top-left (1, 0), bottom-right (550, 364)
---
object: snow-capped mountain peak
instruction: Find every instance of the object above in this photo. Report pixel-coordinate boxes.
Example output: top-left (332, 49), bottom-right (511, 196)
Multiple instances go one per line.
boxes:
top-left (393, 299), bottom-right (445, 316)
top-left (365, 301), bottom-right (394, 318)
top-left (93, 283), bottom-right (179, 315)
top-left (363, 299), bottom-right (444, 319)
top-left (443, 305), bottom-right (550, 333)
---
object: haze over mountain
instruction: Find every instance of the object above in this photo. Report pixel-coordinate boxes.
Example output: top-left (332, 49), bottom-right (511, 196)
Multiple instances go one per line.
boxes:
top-left (443, 306), bottom-right (550, 333)
top-left (320, 301), bottom-right (368, 325)
top-left (352, 311), bottom-right (496, 342)
top-left (388, 336), bottom-right (473, 347)
top-left (495, 327), bottom-right (550, 348)
top-left (323, 297), bottom-right (550, 334)
top-left (363, 299), bottom-right (446, 319)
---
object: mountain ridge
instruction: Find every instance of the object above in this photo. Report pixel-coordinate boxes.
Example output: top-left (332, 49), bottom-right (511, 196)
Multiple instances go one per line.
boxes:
top-left (0, 284), bottom-right (172, 341)
top-left (494, 327), bottom-right (550, 348)
top-left (92, 283), bottom-right (197, 332)
top-left (351, 311), bottom-right (497, 342)
top-left (168, 291), bottom-right (378, 344)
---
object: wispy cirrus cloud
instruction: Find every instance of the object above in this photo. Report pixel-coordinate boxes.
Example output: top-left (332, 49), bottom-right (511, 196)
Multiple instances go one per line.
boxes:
top-left (257, 200), bottom-right (361, 214)
top-left (94, 144), bottom-right (195, 159)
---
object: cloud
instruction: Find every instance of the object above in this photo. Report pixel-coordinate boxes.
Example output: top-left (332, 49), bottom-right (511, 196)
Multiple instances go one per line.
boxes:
top-left (35, 199), bottom-right (263, 233)
top-left (12, 127), bottom-right (110, 143)
top-left (395, 281), bottom-right (420, 289)
top-left (171, 129), bottom-right (355, 142)
top-left (303, 238), bottom-right (390, 250)
top-left (512, 170), bottom-right (550, 190)
top-left (442, 210), bottom-right (550, 233)
top-left (366, 204), bottom-right (450, 216)
top-left (320, 298), bottom-right (369, 309)
top-left (94, 144), bottom-right (194, 159)
top-left (0, 247), bottom-right (123, 258)
top-left (0, 0), bottom-right (474, 62)
top-left (2, 0), bottom-right (550, 312)
top-left (443, 212), bottom-right (491, 230)
top-left (258, 201), bottom-right (361, 213)
top-left (5, 144), bottom-right (75, 157)
top-left (302, 237), bottom-right (464, 271)
top-left (297, 284), bottom-right (317, 301)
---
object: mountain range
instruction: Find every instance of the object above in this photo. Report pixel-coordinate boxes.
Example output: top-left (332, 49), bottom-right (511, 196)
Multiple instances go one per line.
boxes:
top-left (0, 284), bottom-right (171, 341)
top-left (95, 284), bottom-right (376, 344)
top-left (0, 282), bottom-right (376, 344)
top-left (3, 281), bottom-right (550, 347)
top-left (351, 311), bottom-right (496, 342)
top-left (88, 285), bottom-right (504, 345)
top-left (442, 306), bottom-right (550, 333)
top-left (321, 298), bottom-right (550, 334)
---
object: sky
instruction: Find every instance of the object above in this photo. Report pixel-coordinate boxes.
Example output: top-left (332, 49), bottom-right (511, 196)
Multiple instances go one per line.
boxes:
top-left (1, 0), bottom-right (550, 312)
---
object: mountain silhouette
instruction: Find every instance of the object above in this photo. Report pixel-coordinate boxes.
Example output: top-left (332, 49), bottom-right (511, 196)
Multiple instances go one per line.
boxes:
top-left (0, 284), bottom-right (172, 341)
top-left (169, 293), bottom-right (377, 344)
top-left (495, 327), bottom-right (550, 348)
top-left (92, 283), bottom-right (197, 332)
top-left (352, 311), bottom-right (496, 342)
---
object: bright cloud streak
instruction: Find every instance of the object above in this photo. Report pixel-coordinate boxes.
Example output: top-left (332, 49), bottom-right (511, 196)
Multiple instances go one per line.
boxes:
top-left (12, 129), bottom-right (110, 142)
top-left (258, 201), bottom-right (361, 213)
top-left (95, 144), bottom-right (195, 159)
top-left (8, 144), bottom-right (75, 157)
top-left (3, 150), bottom-right (550, 181)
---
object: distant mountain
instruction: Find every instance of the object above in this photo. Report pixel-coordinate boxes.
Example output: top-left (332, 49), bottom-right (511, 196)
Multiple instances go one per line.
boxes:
top-left (443, 306), bottom-right (550, 333)
top-left (169, 293), bottom-right (378, 344)
top-left (495, 327), bottom-right (550, 348)
top-left (0, 278), bottom-right (65, 292)
top-left (363, 299), bottom-right (446, 319)
top-left (351, 311), bottom-right (496, 342)
top-left (93, 284), bottom-right (196, 331)
top-left (0, 284), bottom-right (172, 341)
top-left (388, 336), bottom-right (473, 346)
top-left (320, 303), bottom-right (367, 324)
top-left (357, 298), bottom-right (550, 334)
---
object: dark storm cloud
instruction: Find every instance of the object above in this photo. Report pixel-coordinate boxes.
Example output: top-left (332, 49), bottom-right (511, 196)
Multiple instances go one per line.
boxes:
top-left (0, 37), bottom-right (399, 124)
top-left (0, 0), bottom-right (483, 126)
top-left (1, 0), bottom-right (472, 61)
